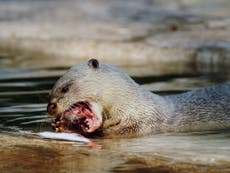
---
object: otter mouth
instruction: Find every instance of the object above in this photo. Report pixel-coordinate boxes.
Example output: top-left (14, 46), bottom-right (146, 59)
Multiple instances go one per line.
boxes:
top-left (56, 101), bottom-right (102, 133)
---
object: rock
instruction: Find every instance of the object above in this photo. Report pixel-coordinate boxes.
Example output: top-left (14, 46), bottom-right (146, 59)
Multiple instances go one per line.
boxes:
top-left (0, 0), bottom-right (229, 76)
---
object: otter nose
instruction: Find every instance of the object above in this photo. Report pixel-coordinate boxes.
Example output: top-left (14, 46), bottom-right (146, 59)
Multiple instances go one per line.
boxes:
top-left (47, 102), bottom-right (57, 115)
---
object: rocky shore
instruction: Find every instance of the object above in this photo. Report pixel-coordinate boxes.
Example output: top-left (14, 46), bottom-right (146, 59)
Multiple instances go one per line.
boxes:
top-left (0, 0), bottom-right (230, 76)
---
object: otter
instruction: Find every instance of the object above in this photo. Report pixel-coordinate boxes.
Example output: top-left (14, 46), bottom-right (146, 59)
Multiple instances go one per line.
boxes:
top-left (47, 59), bottom-right (230, 137)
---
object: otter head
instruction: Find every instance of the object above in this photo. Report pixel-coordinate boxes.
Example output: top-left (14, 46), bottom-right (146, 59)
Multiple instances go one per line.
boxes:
top-left (47, 59), bottom-right (139, 136)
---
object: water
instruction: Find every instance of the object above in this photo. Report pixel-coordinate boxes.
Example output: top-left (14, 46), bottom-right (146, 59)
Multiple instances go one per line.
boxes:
top-left (0, 67), bottom-right (230, 173)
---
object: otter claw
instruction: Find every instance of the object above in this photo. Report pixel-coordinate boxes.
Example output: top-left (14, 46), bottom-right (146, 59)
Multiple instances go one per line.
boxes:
top-left (51, 123), bottom-right (56, 129)
top-left (55, 128), bottom-right (60, 132)
top-left (56, 121), bottom-right (60, 126)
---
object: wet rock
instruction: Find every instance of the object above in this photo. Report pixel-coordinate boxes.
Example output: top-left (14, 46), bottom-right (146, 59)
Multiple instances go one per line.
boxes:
top-left (147, 30), bottom-right (230, 49)
top-left (0, 0), bottom-right (229, 76)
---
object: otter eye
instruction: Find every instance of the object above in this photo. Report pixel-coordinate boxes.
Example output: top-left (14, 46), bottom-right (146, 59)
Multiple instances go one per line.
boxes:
top-left (61, 86), bottom-right (69, 93)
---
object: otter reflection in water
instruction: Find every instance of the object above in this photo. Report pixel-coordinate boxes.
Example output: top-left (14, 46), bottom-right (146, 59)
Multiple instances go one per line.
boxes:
top-left (47, 59), bottom-right (230, 137)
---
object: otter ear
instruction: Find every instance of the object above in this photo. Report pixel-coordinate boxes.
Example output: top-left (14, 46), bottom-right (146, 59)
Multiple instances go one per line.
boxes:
top-left (88, 58), bottom-right (99, 69)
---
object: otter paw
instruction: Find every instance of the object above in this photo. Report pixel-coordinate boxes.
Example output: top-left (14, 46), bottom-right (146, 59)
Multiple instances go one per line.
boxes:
top-left (103, 118), bottom-right (121, 129)
top-left (51, 118), bottom-right (72, 133)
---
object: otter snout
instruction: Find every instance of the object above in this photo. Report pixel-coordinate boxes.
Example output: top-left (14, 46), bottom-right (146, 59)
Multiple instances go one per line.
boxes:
top-left (47, 102), bottom-right (57, 116)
